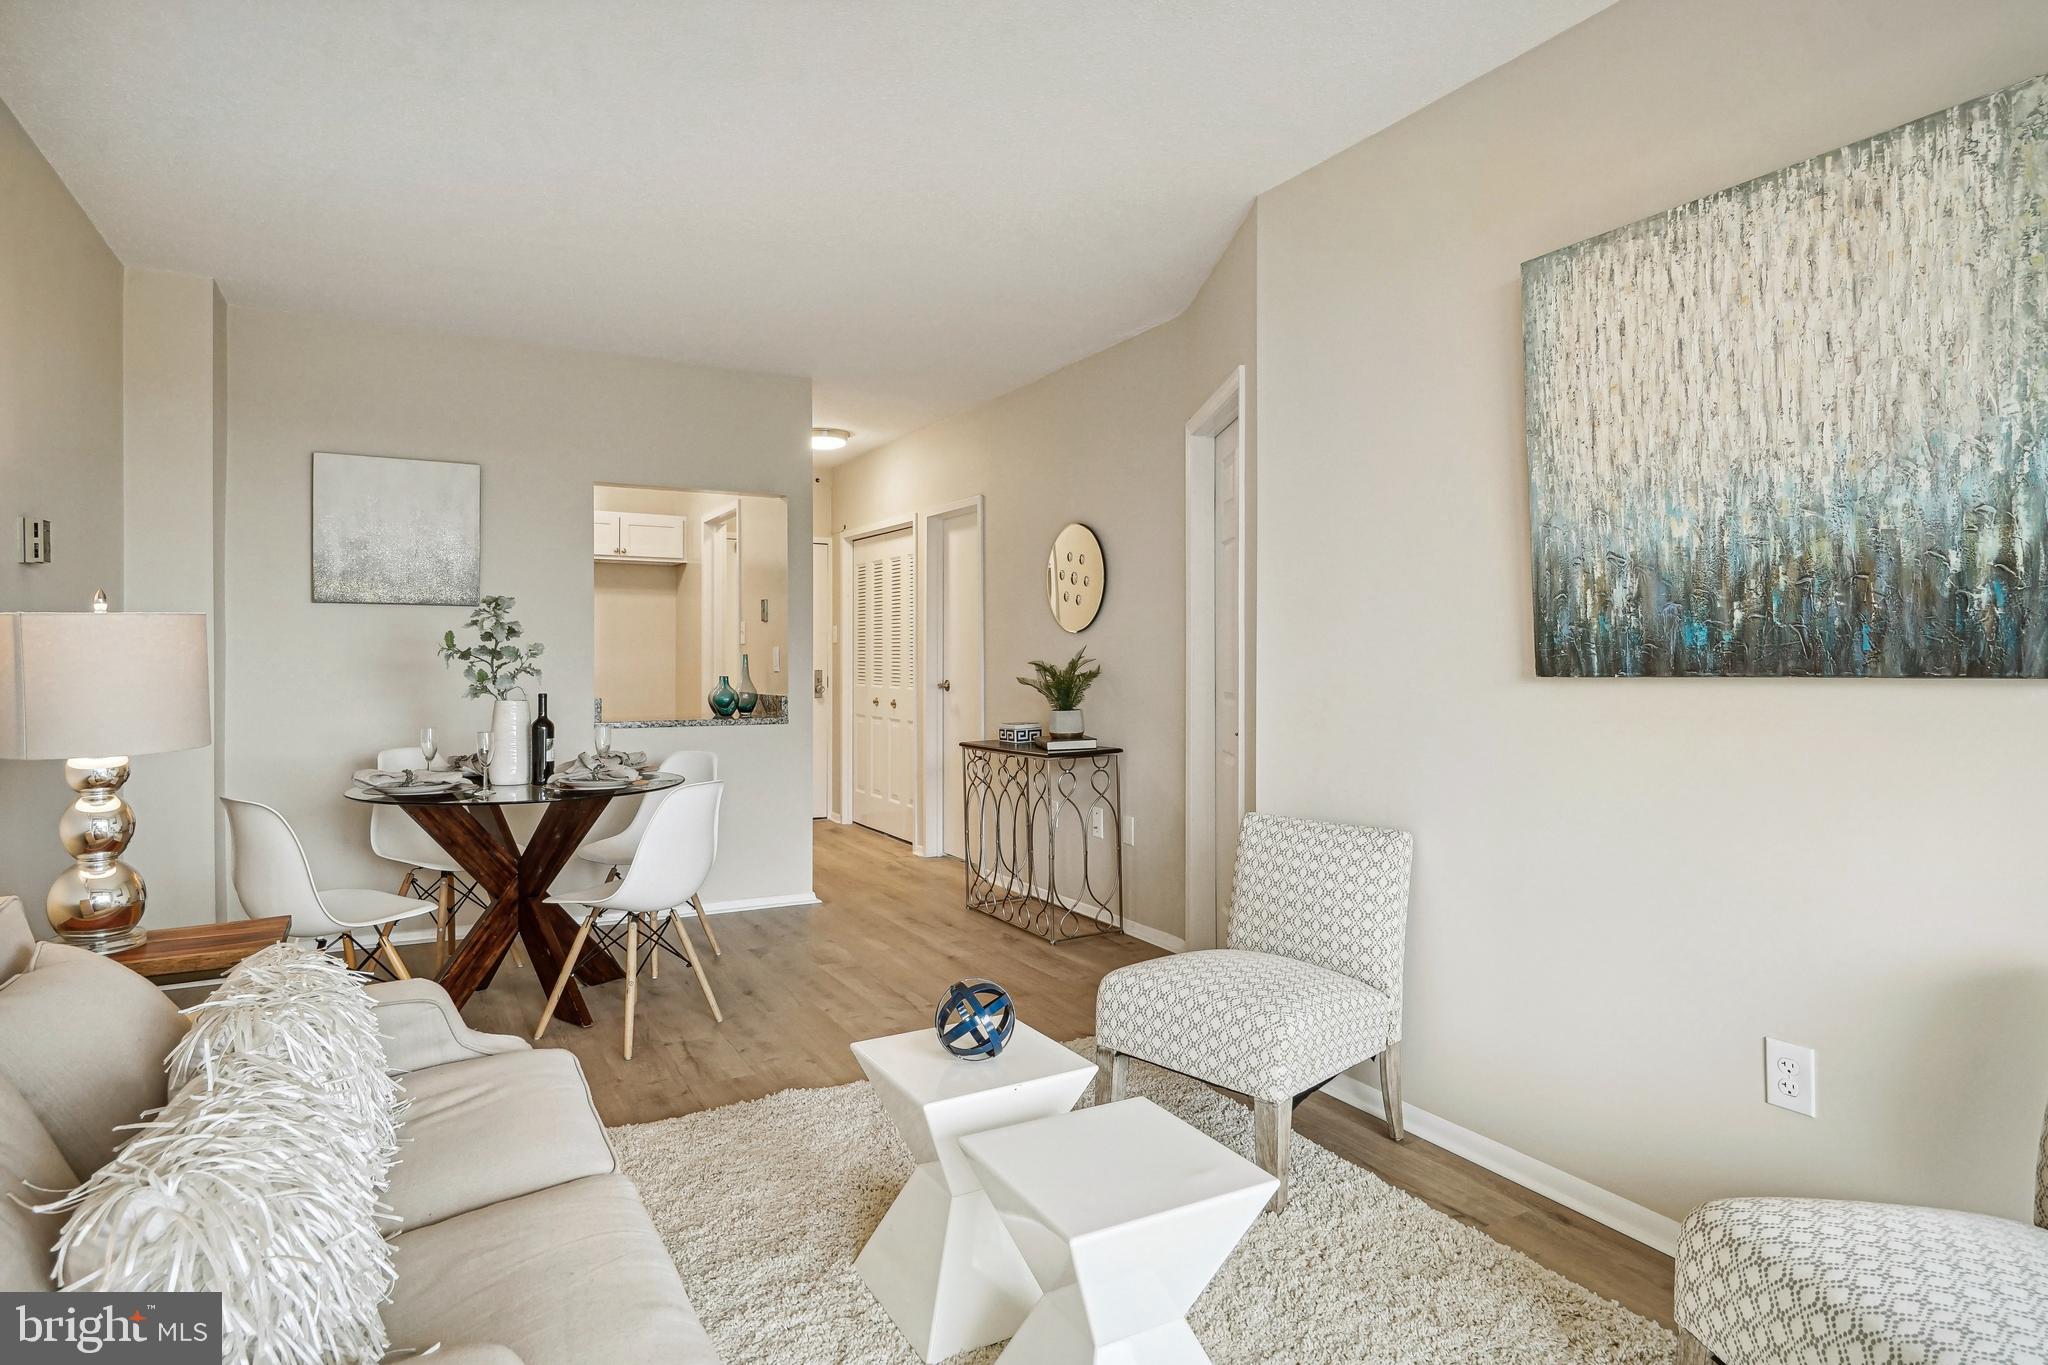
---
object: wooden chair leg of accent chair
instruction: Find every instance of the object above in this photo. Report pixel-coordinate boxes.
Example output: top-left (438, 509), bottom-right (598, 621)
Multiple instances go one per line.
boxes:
top-left (623, 913), bottom-right (640, 1060)
top-left (680, 917), bottom-right (724, 1024)
top-left (1378, 1043), bottom-right (1406, 1142)
top-left (535, 911), bottom-right (599, 1040)
top-left (1253, 1097), bottom-right (1292, 1212)
top-left (378, 923), bottom-right (411, 980)
top-left (1675, 1327), bottom-right (1714, 1365)
top-left (689, 893), bottom-right (721, 957)
top-left (1095, 1047), bottom-right (1128, 1106)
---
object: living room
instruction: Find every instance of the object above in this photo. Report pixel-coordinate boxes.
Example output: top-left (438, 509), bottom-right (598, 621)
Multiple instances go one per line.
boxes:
top-left (4, 2), bottom-right (2046, 1362)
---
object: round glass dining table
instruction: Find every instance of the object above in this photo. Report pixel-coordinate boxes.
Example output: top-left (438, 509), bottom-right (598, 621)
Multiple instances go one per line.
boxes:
top-left (346, 773), bottom-right (683, 1028)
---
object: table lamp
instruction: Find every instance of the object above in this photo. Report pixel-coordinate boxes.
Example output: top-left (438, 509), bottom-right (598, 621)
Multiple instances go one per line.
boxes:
top-left (0, 592), bottom-right (211, 951)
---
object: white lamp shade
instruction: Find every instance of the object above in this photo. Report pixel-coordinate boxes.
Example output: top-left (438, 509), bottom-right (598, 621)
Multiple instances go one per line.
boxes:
top-left (0, 611), bottom-right (212, 760)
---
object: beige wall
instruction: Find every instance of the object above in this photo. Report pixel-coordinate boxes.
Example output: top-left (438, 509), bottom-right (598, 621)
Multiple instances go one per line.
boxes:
top-left (830, 210), bottom-right (1256, 941)
top-left (223, 306), bottom-right (815, 909)
top-left (1255, 0), bottom-right (2048, 1224)
top-left (121, 269), bottom-right (227, 925)
top-left (0, 99), bottom-right (124, 921)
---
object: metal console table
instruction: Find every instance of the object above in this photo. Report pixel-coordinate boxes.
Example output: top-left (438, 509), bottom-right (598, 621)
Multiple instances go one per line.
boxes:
top-left (960, 740), bottom-right (1125, 944)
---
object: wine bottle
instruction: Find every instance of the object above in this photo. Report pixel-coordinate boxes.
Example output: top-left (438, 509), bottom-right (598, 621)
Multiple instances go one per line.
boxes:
top-left (529, 693), bottom-right (556, 783)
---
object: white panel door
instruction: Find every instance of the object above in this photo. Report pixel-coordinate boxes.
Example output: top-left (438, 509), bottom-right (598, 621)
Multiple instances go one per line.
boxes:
top-left (939, 511), bottom-right (983, 859)
top-left (852, 526), bottom-right (916, 841)
top-left (1213, 419), bottom-right (1243, 931)
top-left (812, 540), bottom-right (832, 819)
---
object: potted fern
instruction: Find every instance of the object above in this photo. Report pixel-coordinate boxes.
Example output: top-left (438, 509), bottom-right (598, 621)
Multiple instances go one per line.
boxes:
top-left (1016, 649), bottom-right (1101, 739)
top-left (438, 595), bottom-right (546, 784)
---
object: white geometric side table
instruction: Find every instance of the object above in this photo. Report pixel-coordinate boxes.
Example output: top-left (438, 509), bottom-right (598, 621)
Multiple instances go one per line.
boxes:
top-left (959, 1097), bottom-right (1278, 1365)
top-left (852, 1023), bottom-right (1097, 1362)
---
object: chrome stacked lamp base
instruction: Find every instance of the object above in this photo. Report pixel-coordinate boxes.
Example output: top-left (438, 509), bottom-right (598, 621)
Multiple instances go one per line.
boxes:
top-left (48, 755), bottom-right (148, 952)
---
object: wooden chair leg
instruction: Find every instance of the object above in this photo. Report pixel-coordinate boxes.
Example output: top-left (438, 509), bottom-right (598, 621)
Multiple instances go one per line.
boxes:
top-left (535, 911), bottom-right (598, 1040)
top-left (397, 869), bottom-right (416, 896)
top-left (623, 913), bottom-right (640, 1060)
top-left (1675, 1327), bottom-right (1715, 1365)
top-left (1253, 1096), bottom-right (1292, 1212)
top-left (689, 893), bottom-right (721, 957)
top-left (1096, 1047), bottom-right (1128, 1106)
top-left (378, 923), bottom-right (412, 980)
top-left (436, 873), bottom-right (456, 963)
top-left (340, 935), bottom-right (359, 971)
top-left (1378, 1043), bottom-right (1406, 1142)
top-left (681, 921), bottom-right (724, 1024)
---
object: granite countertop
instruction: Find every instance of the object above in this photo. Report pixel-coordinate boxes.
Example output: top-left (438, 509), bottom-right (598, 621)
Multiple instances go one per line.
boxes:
top-left (605, 713), bottom-right (789, 729)
top-left (597, 696), bottom-right (789, 729)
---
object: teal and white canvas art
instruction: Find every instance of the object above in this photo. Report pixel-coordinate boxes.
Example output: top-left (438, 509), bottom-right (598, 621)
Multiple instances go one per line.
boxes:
top-left (1523, 74), bottom-right (2048, 677)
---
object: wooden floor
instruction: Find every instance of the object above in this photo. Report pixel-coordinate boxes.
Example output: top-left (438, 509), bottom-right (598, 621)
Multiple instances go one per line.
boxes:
top-left (444, 819), bottom-right (1674, 1327)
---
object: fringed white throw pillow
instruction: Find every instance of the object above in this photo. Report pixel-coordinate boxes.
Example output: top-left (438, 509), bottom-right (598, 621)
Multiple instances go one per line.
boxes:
top-left (38, 943), bottom-right (399, 1365)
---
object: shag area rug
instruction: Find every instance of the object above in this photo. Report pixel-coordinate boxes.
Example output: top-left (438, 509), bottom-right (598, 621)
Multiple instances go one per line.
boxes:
top-left (608, 1042), bottom-right (1676, 1364)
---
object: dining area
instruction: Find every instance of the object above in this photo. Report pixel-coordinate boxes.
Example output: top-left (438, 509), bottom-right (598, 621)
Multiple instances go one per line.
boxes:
top-left (219, 732), bottom-right (730, 1060)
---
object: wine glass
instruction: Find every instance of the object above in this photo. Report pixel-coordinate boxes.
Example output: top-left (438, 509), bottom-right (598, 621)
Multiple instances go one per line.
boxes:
top-left (476, 730), bottom-right (493, 789)
top-left (594, 723), bottom-right (612, 759)
top-left (419, 726), bottom-right (438, 766)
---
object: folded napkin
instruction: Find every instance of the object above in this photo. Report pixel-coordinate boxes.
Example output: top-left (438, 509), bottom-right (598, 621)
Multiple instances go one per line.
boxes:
top-left (549, 752), bottom-right (648, 784)
top-left (352, 767), bottom-right (471, 791)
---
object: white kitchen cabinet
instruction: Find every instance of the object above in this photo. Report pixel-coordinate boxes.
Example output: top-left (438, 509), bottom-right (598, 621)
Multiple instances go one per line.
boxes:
top-left (595, 511), bottom-right (689, 564)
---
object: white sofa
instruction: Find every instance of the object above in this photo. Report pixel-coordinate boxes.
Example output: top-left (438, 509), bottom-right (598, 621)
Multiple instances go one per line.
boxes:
top-left (0, 895), bottom-right (719, 1365)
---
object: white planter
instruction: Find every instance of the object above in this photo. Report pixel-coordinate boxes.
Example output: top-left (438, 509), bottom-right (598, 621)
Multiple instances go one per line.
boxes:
top-left (1049, 708), bottom-right (1084, 739)
top-left (489, 696), bottom-right (530, 785)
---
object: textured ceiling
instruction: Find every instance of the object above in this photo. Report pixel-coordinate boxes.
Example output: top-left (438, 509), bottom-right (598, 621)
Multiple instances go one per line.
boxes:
top-left (0, 1), bottom-right (1611, 459)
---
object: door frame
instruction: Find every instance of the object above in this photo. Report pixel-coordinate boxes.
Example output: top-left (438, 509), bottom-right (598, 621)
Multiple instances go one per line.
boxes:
top-left (836, 514), bottom-right (916, 829)
top-left (699, 500), bottom-right (741, 702)
top-left (916, 495), bottom-right (987, 858)
top-left (812, 536), bottom-right (833, 820)
top-left (1184, 366), bottom-right (1248, 951)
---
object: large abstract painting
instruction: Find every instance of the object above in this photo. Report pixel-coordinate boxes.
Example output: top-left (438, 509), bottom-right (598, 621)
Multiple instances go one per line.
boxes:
top-left (311, 452), bottom-right (481, 605)
top-left (1524, 75), bottom-right (2047, 677)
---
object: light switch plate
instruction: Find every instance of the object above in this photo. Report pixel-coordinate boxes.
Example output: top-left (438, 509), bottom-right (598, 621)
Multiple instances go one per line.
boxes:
top-left (18, 517), bottom-right (51, 565)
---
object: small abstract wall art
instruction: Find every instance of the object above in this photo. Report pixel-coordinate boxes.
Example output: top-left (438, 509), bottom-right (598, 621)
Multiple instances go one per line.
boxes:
top-left (311, 452), bottom-right (481, 606)
top-left (1523, 74), bottom-right (2047, 677)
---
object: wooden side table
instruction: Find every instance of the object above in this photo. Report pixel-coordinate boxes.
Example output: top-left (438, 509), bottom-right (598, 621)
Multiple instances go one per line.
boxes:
top-left (109, 917), bottom-right (291, 987)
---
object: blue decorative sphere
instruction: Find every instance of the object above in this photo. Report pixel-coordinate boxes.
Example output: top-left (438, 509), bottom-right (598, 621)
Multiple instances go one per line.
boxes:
top-left (934, 979), bottom-right (1016, 1059)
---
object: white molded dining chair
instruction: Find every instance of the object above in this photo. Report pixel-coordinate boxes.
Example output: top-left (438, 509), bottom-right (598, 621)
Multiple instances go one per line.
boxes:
top-left (369, 745), bottom-right (482, 961)
top-left (539, 780), bottom-right (724, 1058)
top-left (222, 797), bottom-right (441, 980)
top-left (575, 750), bottom-right (722, 958)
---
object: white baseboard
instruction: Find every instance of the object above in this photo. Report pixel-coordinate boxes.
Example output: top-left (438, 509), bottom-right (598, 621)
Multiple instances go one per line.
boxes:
top-left (1321, 1073), bottom-right (1680, 1256)
top-left (984, 870), bottom-right (1183, 952)
top-left (1118, 919), bottom-right (1184, 953)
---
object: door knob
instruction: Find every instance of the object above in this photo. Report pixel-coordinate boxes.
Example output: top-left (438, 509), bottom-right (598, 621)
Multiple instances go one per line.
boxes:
top-left (937, 679), bottom-right (951, 691)
top-left (890, 699), bottom-right (898, 709)
top-left (872, 697), bottom-right (880, 706)
top-left (814, 669), bottom-right (825, 699)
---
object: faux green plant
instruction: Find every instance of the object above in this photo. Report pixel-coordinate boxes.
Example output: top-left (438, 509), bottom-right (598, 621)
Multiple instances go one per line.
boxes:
top-left (438, 594), bottom-right (546, 699)
top-left (1016, 649), bottom-right (1101, 711)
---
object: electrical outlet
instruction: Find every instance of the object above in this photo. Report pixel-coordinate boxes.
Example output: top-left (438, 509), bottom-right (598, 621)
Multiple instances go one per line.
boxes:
top-left (1122, 815), bottom-right (1136, 846)
top-left (18, 517), bottom-right (51, 565)
top-left (1089, 805), bottom-right (1106, 839)
top-left (1764, 1038), bottom-right (1817, 1117)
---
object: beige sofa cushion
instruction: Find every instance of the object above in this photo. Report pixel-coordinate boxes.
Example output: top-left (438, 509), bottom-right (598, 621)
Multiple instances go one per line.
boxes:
top-left (385, 1174), bottom-right (719, 1365)
top-left (0, 941), bottom-right (186, 1175)
top-left (0, 897), bottom-right (33, 982)
top-left (0, 1071), bottom-right (75, 1291)
top-left (386, 1049), bottom-right (615, 1234)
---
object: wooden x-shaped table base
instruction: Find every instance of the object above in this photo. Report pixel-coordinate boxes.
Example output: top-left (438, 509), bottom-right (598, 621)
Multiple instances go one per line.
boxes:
top-left (401, 795), bottom-right (625, 1028)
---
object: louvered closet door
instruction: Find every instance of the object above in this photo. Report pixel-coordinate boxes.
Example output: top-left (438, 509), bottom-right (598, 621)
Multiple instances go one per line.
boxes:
top-left (851, 526), bottom-right (917, 841)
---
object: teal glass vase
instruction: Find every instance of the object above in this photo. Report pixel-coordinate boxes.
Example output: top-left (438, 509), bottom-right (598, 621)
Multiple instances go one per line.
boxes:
top-left (707, 675), bottom-right (738, 717)
top-left (735, 654), bottom-right (759, 714)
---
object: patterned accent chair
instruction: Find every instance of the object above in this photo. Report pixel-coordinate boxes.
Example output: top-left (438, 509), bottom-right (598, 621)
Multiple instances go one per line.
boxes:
top-left (1673, 1106), bottom-right (2048, 1363)
top-left (1094, 812), bottom-right (1413, 1211)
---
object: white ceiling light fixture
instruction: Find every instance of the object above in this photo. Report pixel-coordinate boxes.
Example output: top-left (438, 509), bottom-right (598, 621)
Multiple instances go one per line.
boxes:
top-left (811, 429), bottom-right (851, 452)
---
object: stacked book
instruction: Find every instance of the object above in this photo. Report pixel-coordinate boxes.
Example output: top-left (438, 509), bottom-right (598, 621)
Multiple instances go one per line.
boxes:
top-left (1038, 735), bottom-right (1098, 753)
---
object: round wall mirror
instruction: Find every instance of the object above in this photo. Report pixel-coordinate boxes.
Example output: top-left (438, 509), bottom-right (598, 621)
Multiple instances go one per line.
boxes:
top-left (1047, 522), bottom-right (1106, 632)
